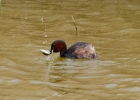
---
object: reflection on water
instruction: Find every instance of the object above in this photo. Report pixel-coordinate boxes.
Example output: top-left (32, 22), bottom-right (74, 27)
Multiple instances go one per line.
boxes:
top-left (0, 0), bottom-right (140, 100)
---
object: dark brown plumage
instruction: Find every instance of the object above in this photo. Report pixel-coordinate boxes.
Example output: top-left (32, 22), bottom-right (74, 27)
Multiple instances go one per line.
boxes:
top-left (50, 40), bottom-right (97, 59)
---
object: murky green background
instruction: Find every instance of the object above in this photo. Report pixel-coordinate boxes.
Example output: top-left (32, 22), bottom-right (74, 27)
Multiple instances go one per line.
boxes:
top-left (0, 0), bottom-right (140, 100)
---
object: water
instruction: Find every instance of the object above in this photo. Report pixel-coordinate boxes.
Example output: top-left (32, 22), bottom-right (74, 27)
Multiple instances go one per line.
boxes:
top-left (0, 0), bottom-right (140, 100)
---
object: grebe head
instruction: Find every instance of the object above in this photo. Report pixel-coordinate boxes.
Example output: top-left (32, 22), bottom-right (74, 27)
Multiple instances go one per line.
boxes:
top-left (50, 40), bottom-right (67, 56)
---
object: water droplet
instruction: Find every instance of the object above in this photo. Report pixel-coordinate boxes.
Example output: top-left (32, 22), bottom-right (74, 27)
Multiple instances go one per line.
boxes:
top-left (45, 35), bottom-right (47, 37)
top-left (41, 18), bottom-right (44, 22)
top-left (43, 41), bottom-right (47, 44)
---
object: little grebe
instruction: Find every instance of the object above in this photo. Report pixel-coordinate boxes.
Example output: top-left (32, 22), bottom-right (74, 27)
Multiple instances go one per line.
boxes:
top-left (48, 40), bottom-right (97, 59)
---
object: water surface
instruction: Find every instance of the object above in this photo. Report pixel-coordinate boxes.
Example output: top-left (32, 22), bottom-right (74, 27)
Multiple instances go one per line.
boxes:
top-left (0, 0), bottom-right (140, 100)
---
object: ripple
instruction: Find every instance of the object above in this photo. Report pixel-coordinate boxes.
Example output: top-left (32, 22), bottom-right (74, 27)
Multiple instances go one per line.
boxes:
top-left (0, 79), bottom-right (4, 84)
top-left (30, 80), bottom-right (46, 85)
top-left (105, 84), bottom-right (117, 88)
top-left (0, 66), bottom-right (8, 70)
top-left (129, 87), bottom-right (140, 92)
top-left (40, 98), bottom-right (47, 100)
top-left (7, 79), bottom-right (21, 84)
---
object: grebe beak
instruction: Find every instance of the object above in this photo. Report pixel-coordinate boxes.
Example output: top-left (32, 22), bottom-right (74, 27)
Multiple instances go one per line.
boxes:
top-left (50, 50), bottom-right (53, 54)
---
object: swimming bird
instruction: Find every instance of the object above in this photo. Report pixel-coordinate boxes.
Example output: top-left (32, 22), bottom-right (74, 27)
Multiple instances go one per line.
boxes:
top-left (40, 40), bottom-right (97, 59)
